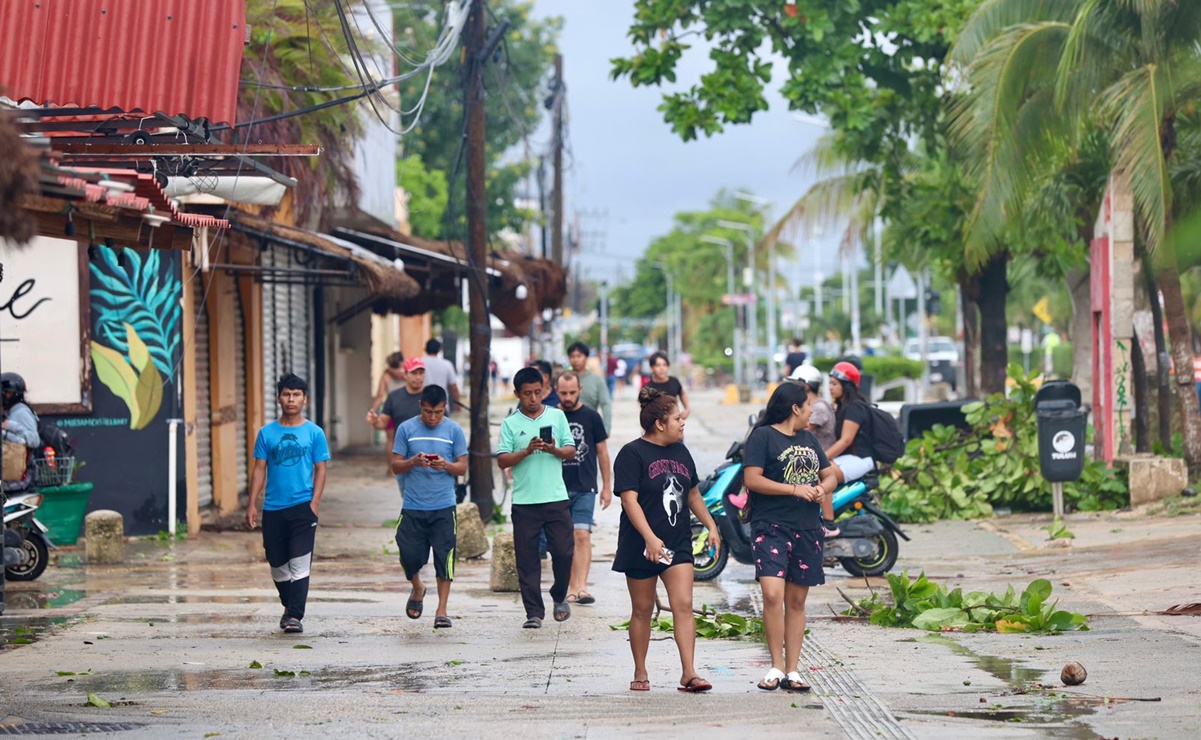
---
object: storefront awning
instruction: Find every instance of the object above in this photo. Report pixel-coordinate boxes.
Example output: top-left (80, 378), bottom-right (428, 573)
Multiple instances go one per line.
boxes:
top-left (332, 225), bottom-right (568, 336)
top-left (229, 214), bottom-right (419, 304)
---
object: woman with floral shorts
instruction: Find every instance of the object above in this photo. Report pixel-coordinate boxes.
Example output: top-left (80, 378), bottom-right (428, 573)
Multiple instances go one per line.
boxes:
top-left (742, 382), bottom-right (838, 692)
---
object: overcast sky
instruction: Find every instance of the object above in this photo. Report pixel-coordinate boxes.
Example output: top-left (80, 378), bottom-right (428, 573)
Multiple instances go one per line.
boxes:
top-left (528, 0), bottom-right (840, 292)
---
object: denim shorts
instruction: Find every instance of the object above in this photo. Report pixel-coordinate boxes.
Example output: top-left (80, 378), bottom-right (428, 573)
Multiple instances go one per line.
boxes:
top-left (567, 490), bottom-right (597, 531)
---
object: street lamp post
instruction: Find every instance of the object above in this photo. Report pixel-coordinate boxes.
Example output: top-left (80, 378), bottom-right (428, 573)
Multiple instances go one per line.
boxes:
top-left (652, 262), bottom-right (676, 359)
top-left (719, 219), bottom-right (776, 385)
top-left (701, 234), bottom-right (740, 386)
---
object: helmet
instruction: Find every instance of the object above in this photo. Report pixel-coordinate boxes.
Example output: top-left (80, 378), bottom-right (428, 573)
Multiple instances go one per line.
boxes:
top-left (788, 364), bottom-right (823, 393)
top-left (1, 372), bottom-right (27, 407)
top-left (830, 361), bottom-right (861, 387)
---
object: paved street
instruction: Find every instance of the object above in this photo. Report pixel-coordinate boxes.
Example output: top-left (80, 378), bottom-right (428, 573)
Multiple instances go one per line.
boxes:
top-left (1, 388), bottom-right (1199, 738)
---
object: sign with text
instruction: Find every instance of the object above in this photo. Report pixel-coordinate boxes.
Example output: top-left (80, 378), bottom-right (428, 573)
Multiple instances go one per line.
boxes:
top-left (0, 237), bottom-right (90, 412)
top-left (721, 293), bottom-right (757, 306)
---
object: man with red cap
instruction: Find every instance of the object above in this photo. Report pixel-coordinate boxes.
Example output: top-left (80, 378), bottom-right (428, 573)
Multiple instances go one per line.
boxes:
top-left (367, 357), bottom-right (428, 493)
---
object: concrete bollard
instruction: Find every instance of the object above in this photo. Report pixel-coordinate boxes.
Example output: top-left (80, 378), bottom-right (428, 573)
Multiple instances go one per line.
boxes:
top-left (489, 532), bottom-right (519, 592)
top-left (85, 510), bottom-right (125, 564)
top-left (455, 502), bottom-right (489, 560)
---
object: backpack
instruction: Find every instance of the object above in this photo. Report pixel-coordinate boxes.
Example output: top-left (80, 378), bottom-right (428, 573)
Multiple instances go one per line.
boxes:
top-left (35, 419), bottom-right (74, 459)
top-left (862, 404), bottom-right (904, 464)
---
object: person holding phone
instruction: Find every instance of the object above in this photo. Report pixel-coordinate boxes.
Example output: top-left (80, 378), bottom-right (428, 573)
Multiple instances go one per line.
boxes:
top-left (497, 367), bottom-right (576, 629)
top-left (742, 382), bottom-right (837, 692)
top-left (612, 387), bottom-right (721, 692)
top-left (390, 385), bottom-right (468, 628)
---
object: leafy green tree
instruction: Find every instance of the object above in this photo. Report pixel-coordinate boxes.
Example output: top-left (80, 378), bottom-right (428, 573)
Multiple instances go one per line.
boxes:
top-left (950, 0), bottom-right (1201, 471)
top-left (240, 0), bottom-right (365, 225)
top-left (397, 154), bottom-right (449, 237)
top-left (611, 191), bottom-right (787, 369)
top-left (396, 1), bottom-right (560, 238)
top-left (612, 0), bottom-right (975, 167)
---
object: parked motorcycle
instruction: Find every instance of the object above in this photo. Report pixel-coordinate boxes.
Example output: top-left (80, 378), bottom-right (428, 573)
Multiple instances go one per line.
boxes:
top-left (691, 435), bottom-right (751, 581)
top-left (4, 490), bottom-right (51, 581)
top-left (822, 474), bottom-right (908, 576)
top-left (691, 417), bottom-right (908, 580)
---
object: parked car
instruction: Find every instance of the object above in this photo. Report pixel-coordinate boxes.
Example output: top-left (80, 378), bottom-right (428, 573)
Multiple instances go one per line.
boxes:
top-left (904, 336), bottom-right (961, 390)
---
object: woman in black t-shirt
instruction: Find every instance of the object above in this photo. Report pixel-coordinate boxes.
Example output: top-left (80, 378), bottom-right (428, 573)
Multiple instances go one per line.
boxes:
top-left (743, 382), bottom-right (837, 693)
top-left (825, 361), bottom-right (875, 483)
top-left (612, 387), bottom-right (721, 693)
top-left (643, 351), bottom-right (690, 419)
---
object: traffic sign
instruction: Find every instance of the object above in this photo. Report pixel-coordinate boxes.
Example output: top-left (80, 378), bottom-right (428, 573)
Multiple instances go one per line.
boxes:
top-left (887, 265), bottom-right (917, 300)
top-left (722, 293), bottom-right (758, 306)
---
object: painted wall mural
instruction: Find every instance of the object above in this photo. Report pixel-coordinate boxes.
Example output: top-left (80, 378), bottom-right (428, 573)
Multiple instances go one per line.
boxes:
top-left (47, 245), bottom-right (185, 536)
top-left (88, 247), bottom-right (180, 430)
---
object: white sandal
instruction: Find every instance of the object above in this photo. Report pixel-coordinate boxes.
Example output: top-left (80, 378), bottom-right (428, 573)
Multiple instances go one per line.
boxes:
top-left (757, 667), bottom-right (786, 691)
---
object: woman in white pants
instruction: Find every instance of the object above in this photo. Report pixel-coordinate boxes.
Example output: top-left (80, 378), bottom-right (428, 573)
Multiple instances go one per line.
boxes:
top-left (824, 362), bottom-right (875, 483)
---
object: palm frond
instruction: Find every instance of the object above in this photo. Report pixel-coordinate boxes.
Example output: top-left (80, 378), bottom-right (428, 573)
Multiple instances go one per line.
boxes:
top-left (761, 172), bottom-right (876, 253)
top-left (1101, 63), bottom-right (1172, 250)
top-left (951, 0), bottom-right (1081, 65)
top-left (949, 21), bottom-right (1071, 254)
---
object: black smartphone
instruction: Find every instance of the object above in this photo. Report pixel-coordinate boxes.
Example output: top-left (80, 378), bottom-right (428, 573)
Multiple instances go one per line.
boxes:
top-left (539, 426), bottom-right (553, 444)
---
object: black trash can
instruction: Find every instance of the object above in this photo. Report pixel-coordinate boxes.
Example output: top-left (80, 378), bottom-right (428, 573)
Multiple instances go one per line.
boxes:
top-left (1034, 381), bottom-right (1087, 483)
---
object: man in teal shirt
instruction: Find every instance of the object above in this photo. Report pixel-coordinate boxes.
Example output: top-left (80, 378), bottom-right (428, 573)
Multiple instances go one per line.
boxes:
top-left (567, 341), bottom-right (612, 433)
top-left (497, 367), bottom-right (576, 629)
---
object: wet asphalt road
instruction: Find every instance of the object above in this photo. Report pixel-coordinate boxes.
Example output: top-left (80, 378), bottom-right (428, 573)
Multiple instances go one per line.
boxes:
top-left (1, 388), bottom-right (1199, 738)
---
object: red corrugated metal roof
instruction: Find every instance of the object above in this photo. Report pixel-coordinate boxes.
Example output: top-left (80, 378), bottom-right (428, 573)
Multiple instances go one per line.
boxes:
top-left (0, 0), bottom-right (245, 125)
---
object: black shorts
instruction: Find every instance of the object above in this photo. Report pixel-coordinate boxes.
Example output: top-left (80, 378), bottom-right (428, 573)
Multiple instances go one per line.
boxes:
top-left (394, 506), bottom-right (457, 581)
top-left (751, 520), bottom-right (825, 587)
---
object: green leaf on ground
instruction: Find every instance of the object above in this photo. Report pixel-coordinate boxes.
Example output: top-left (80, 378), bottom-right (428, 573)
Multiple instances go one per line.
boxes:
top-left (248, 661), bottom-right (263, 669)
top-left (273, 669), bottom-right (295, 677)
top-left (86, 693), bottom-right (111, 708)
top-left (293, 644), bottom-right (312, 650)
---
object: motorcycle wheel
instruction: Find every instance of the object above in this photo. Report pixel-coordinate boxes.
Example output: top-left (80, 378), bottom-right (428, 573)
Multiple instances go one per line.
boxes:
top-left (691, 520), bottom-right (728, 581)
top-left (6, 530), bottom-right (49, 581)
top-left (839, 528), bottom-right (899, 577)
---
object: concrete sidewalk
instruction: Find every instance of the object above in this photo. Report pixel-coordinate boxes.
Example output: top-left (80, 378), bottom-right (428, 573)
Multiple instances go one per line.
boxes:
top-left (0, 387), bottom-right (1198, 738)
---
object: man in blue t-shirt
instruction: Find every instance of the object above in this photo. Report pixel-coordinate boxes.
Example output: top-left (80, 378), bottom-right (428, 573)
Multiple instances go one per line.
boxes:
top-left (247, 374), bottom-right (331, 635)
top-left (391, 385), bottom-right (468, 628)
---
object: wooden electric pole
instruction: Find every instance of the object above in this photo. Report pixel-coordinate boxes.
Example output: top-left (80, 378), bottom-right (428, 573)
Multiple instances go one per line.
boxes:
top-left (551, 53), bottom-right (564, 266)
top-left (465, 0), bottom-right (493, 522)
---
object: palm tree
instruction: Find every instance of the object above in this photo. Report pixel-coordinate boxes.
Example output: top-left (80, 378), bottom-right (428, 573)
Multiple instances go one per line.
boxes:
top-left (949, 0), bottom-right (1201, 472)
top-left (239, 0), bottom-right (369, 226)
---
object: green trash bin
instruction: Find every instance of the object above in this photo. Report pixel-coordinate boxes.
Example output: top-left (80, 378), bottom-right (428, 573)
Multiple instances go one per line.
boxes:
top-left (36, 482), bottom-right (94, 545)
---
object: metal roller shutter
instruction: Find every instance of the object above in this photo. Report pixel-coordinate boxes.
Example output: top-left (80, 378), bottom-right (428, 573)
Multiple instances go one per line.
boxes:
top-left (234, 279), bottom-right (248, 495)
top-left (195, 274), bottom-right (213, 508)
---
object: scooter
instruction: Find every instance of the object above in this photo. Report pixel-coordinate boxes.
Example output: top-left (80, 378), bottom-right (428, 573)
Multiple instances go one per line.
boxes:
top-left (822, 474), bottom-right (909, 576)
top-left (691, 418), bottom-right (908, 580)
top-left (691, 435), bottom-right (752, 581)
top-left (4, 491), bottom-right (51, 581)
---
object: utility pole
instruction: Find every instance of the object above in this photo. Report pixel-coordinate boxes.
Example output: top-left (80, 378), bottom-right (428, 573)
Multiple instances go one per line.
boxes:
top-left (766, 242), bottom-right (779, 383)
top-left (465, 0), bottom-right (493, 522)
top-left (599, 281), bottom-right (610, 369)
top-left (551, 53), bottom-right (564, 266)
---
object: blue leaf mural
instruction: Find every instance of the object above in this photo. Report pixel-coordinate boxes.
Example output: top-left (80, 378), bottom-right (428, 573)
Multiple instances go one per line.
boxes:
top-left (90, 246), bottom-right (182, 380)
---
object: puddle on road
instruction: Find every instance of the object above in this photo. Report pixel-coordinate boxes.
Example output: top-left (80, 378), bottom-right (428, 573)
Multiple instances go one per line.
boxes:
top-left (907, 635), bottom-right (1102, 738)
top-left (103, 595), bottom-right (375, 606)
top-left (44, 665), bottom-right (441, 694)
top-left (0, 615), bottom-right (73, 648)
top-left (1, 588), bottom-right (88, 610)
top-left (909, 702), bottom-right (1102, 740)
top-left (914, 635), bottom-right (1044, 686)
